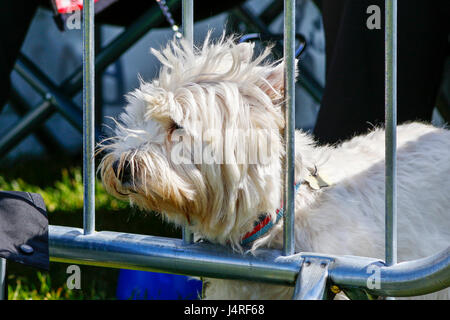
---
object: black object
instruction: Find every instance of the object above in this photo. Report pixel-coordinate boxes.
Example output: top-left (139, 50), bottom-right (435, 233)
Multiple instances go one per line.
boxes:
top-left (0, 191), bottom-right (49, 270)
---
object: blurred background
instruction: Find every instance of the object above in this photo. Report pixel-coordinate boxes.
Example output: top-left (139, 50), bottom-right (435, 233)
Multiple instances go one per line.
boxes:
top-left (0, 0), bottom-right (325, 160)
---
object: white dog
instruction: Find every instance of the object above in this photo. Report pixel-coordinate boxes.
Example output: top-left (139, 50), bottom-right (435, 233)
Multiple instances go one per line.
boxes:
top-left (98, 34), bottom-right (450, 299)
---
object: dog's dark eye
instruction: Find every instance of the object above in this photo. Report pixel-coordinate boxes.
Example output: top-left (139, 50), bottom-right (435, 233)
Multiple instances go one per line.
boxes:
top-left (168, 121), bottom-right (183, 136)
top-left (170, 121), bottom-right (183, 131)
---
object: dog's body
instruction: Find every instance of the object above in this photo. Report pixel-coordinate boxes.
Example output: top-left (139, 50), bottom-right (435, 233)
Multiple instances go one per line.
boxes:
top-left (204, 123), bottom-right (450, 299)
top-left (99, 35), bottom-right (450, 299)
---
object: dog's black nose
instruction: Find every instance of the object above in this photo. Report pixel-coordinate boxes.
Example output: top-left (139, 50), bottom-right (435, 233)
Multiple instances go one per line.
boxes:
top-left (112, 160), bottom-right (132, 184)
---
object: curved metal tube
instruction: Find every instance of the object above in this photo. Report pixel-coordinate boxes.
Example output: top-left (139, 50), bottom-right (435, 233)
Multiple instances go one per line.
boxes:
top-left (49, 226), bottom-right (449, 297)
top-left (330, 247), bottom-right (450, 297)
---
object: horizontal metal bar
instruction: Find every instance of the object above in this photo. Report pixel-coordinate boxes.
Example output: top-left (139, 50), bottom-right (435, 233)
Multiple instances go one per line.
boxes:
top-left (49, 226), bottom-right (300, 286)
top-left (49, 226), bottom-right (450, 297)
top-left (329, 247), bottom-right (450, 297)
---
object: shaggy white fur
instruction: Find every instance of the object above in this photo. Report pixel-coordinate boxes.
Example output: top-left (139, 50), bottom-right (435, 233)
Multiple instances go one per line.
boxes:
top-left (98, 34), bottom-right (450, 299)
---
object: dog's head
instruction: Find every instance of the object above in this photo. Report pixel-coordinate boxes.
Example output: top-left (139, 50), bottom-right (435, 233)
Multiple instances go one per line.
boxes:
top-left (98, 34), bottom-right (294, 247)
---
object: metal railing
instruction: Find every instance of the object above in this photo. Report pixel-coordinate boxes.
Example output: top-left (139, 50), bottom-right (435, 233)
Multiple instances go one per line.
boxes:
top-left (181, 0), bottom-right (194, 245)
top-left (83, 0), bottom-right (96, 236)
top-left (283, 0), bottom-right (297, 257)
top-left (0, 258), bottom-right (6, 300)
top-left (3, 0), bottom-right (450, 300)
top-left (0, 0), bottom-right (182, 158)
top-left (48, 225), bottom-right (450, 298)
top-left (384, 0), bottom-right (398, 268)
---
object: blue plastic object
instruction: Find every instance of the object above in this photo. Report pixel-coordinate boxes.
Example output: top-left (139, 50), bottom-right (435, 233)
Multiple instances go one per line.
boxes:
top-left (116, 269), bottom-right (202, 300)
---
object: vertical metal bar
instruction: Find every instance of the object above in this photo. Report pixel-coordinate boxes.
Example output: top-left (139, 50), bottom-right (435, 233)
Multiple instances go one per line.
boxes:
top-left (83, 0), bottom-right (95, 235)
top-left (182, 0), bottom-right (194, 44)
top-left (9, 87), bottom-right (63, 153)
top-left (0, 258), bottom-right (6, 300)
top-left (95, 24), bottom-right (104, 129)
top-left (182, 0), bottom-right (194, 245)
top-left (385, 0), bottom-right (397, 267)
top-left (283, 0), bottom-right (296, 256)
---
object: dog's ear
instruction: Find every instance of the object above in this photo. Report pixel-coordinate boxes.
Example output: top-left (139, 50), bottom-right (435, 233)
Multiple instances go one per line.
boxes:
top-left (261, 60), bottom-right (298, 101)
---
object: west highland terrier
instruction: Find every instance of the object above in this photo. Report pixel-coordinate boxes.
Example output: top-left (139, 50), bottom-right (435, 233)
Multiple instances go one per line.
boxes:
top-left (98, 34), bottom-right (450, 299)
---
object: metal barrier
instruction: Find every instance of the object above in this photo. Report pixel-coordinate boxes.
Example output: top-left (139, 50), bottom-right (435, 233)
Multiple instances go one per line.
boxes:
top-left (83, 0), bottom-right (96, 236)
top-left (49, 225), bottom-right (450, 298)
top-left (181, 0), bottom-right (194, 245)
top-left (3, 0), bottom-right (450, 300)
top-left (384, 0), bottom-right (398, 268)
top-left (283, 0), bottom-right (296, 257)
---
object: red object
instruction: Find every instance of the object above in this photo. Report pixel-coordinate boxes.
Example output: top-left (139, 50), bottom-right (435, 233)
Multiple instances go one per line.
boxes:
top-left (242, 214), bottom-right (273, 241)
top-left (54, 0), bottom-right (100, 14)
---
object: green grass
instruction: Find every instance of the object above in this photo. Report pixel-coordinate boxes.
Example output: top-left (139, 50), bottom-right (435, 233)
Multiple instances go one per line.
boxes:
top-left (0, 160), bottom-right (127, 213)
top-left (7, 270), bottom-right (108, 300)
top-left (0, 154), bottom-right (181, 300)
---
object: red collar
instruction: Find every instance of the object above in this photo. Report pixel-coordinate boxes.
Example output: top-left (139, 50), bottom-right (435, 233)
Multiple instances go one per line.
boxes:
top-left (240, 181), bottom-right (302, 246)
